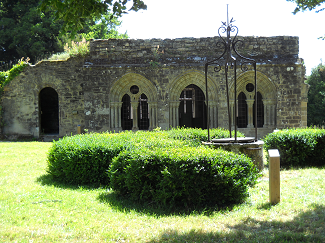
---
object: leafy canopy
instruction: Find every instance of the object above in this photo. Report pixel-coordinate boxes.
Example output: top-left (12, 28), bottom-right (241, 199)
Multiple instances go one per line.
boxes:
top-left (0, 0), bottom-right (63, 63)
top-left (287, 0), bottom-right (325, 14)
top-left (39, 0), bottom-right (147, 36)
top-left (0, 0), bottom-right (129, 64)
top-left (306, 63), bottom-right (325, 126)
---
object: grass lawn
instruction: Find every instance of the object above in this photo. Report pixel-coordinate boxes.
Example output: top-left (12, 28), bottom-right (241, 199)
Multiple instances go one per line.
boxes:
top-left (0, 141), bottom-right (325, 242)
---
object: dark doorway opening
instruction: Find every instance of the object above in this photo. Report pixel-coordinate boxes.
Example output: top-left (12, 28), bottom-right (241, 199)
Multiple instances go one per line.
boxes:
top-left (237, 92), bottom-right (248, 128)
top-left (253, 92), bottom-right (264, 128)
top-left (179, 84), bottom-right (207, 129)
top-left (121, 94), bottom-right (133, 130)
top-left (138, 93), bottom-right (149, 130)
top-left (40, 87), bottom-right (59, 134)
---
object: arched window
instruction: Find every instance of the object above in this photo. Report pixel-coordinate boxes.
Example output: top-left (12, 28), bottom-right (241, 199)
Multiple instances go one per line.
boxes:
top-left (138, 93), bottom-right (149, 130)
top-left (121, 94), bottom-right (132, 130)
top-left (39, 87), bottom-right (59, 134)
top-left (237, 92), bottom-right (248, 128)
top-left (253, 92), bottom-right (264, 128)
top-left (179, 84), bottom-right (207, 129)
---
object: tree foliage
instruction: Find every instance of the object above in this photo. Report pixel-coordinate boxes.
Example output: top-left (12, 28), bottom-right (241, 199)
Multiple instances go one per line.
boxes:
top-left (39, 0), bottom-right (147, 36)
top-left (0, 0), bottom-right (63, 63)
top-left (287, 0), bottom-right (325, 13)
top-left (0, 0), bottom-right (129, 64)
top-left (306, 63), bottom-right (325, 126)
top-left (80, 14), bottom-right (128, 40)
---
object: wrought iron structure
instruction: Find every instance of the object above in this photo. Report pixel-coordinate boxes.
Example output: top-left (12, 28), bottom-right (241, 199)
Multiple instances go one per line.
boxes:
top-left (205, 5), bottom-right (257, 142)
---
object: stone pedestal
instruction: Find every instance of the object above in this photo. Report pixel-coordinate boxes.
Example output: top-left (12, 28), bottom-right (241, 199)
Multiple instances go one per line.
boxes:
top-left (204, 138), bottom-right (264, 171)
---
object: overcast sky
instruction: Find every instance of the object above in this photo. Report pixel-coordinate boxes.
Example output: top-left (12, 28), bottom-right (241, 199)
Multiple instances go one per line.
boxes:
top-left (119, 0), bottom-right (325, 75)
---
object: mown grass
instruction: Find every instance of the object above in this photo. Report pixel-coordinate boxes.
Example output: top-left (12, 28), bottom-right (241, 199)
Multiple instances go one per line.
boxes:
top-left (0, 141), bottom-right (325, 242)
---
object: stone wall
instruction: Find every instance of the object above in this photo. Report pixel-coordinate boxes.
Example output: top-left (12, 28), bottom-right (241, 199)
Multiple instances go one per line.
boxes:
top-left (0, 36), bottom-right (308, 139)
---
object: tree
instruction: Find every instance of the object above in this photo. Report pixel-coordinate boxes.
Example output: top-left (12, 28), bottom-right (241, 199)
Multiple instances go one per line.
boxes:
top-left (80, 14), bottom-right (128, 40)
top-left (287, 0), bottom-right (325, 39)
top-left (0, 0), bottom-right (63, 63)
top-left (39, 0), bottom-right (147, 36)
top-left (287, 0), bottom-right (325, 13)
top-left (0, 0), bottom-right (129, 64)
top-left (306, 63), bottom-right (325, 126)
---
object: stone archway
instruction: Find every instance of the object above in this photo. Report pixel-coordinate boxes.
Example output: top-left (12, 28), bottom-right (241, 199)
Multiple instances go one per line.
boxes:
top-left (39, 87), bottom-right (59, 134)
top-left (110, 73), bottom-right (158, 130)
top-left (229, 71), bottom-right (277, 128)
top-left (168, 71), bottom-right (219, 128)
top-left (179, 84), bottom-right (207, 129)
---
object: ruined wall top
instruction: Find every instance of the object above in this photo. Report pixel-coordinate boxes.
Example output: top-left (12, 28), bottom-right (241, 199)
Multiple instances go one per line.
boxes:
top-left (86, 36), bottom-right (301, 68)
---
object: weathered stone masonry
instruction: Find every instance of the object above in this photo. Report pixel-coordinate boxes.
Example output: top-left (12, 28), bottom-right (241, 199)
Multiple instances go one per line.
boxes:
top-left (0, 36), bottom-right (308, 139)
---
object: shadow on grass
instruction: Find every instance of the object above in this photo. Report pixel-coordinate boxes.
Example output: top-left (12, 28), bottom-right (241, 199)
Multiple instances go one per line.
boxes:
top-left (97, 191), bottom-right (230, 217)
top-left (36, 174), bottom-right (102, 190)
top-left (37, 173), bottom-right (234, 216)
top-left (146, 204), bottom-right (325, 242)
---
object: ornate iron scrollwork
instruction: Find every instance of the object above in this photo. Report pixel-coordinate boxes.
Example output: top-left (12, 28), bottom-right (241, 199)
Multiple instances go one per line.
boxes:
top-left (205, 5), bottom-right (258, 142)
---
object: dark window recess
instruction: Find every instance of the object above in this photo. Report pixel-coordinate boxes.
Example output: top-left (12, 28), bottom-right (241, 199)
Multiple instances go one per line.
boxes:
top-left (179, 84), bottom-right (207, 129)
top-left (237, 92), bottom-right (248, 128)
top-left (130, 85), bottom-right (139, 94)
top-left (253, 92), bottom-right (264, 128)
top-left (40, 87), bottom-right (59, 134)
top-left (246, 83), bottom-right (254, 92)
top-left (138, 93), bottom-right (149, 130)
top-left (121, 94), bottom-right (133, 130)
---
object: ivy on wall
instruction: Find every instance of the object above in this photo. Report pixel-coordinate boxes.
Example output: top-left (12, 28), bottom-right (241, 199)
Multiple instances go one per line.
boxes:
top-left (0, 58), bottom-right (30, 130)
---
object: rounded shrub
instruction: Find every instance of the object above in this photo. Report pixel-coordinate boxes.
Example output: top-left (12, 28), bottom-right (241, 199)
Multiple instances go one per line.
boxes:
top-left (47, 133), bottom-right (125, 185)
top-left (263, 128), bottom-right (325, 167)
top-left (47, 131), bottom-right (188, 186)
top-left (109, 146), bottom-right (259, 208)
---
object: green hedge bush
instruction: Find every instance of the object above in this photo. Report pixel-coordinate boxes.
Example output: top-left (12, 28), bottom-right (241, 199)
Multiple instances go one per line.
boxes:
top-left (166, 127), bottom-right (245, 146)
top-left (47, 131), bottom-right (188, 186)
top-left (47, 128), bottom-right (251, 191)
top-left (263, 128), bottom-right (325, 167)
top-left (47, 133), bottom-right (124, 185)
top-left (109, 146), bottom-right (259, 208)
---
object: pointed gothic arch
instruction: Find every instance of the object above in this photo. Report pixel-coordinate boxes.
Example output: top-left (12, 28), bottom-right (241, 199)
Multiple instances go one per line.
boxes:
top-left (168, 71), bottom-right (219, 128)
top-left (179, 84), bottom-right (207, 129)
top-left (229, 71), bottom-right (277, 128)
top-left (110, 73), bottom-right (158, 130)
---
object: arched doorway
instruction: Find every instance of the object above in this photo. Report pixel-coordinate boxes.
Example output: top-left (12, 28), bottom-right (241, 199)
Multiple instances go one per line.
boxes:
top-left (39, 87), bottom-right (59, 134)
top-left (237, 92), bottom-right (248, 128)
top-left (179, 84), bottom-right (207, 129)
top-left (253, 92), bottom-right (264, 128)
top-left (121, 94), bottom-right (133, 130)
top-left (138, 93), bottom-right (149, 130)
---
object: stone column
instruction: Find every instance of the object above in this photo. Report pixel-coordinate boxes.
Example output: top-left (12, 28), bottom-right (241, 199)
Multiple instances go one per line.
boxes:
top-left (230, 100), bottom-right (235, 128)
top-left (271, 104), bottom-right (276, 126)
top-left (169, 101), bottom-right (179, 128)
top-left (209, 101), bottom-right (218, 128)
top-left (110, 102), bottom-right (117, 129)
top-left (247, 99), bottom-right (254, 128)
top-left (264, 99), bottom-right (269, 127)
top-left (148, 101), bottom-right (158, 129)
top-left (110, 102), bottom-right (122, 130)
top-left (117, 102), bottom-right (122, 129)
top-left (131, 101), bottom-right (139, 130)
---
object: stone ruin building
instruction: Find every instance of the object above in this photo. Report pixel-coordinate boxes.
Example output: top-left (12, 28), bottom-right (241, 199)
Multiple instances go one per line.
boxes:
top-left (0, 36), bottom-right (309, 140)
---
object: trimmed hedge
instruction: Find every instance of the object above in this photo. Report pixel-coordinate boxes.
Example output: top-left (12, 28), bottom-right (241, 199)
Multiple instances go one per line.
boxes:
top-left (47, 131), bottom-right (187, 185)
top-left (109, 146), bottom-right (259, 208)
top-left (47, 133), bottom-right (124, 185)
top-left (166, 127), bottom-right (245, 146)
top-left (263, 128), bottom-right (325, 167)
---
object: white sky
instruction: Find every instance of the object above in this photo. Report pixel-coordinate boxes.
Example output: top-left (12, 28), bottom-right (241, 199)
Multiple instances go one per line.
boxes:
top-left (119, 0), bottom-right (325, 75)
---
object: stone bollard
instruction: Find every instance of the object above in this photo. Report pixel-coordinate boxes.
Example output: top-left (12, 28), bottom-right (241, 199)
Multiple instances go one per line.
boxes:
top-left (268, 149), bottom-right (280, 205)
